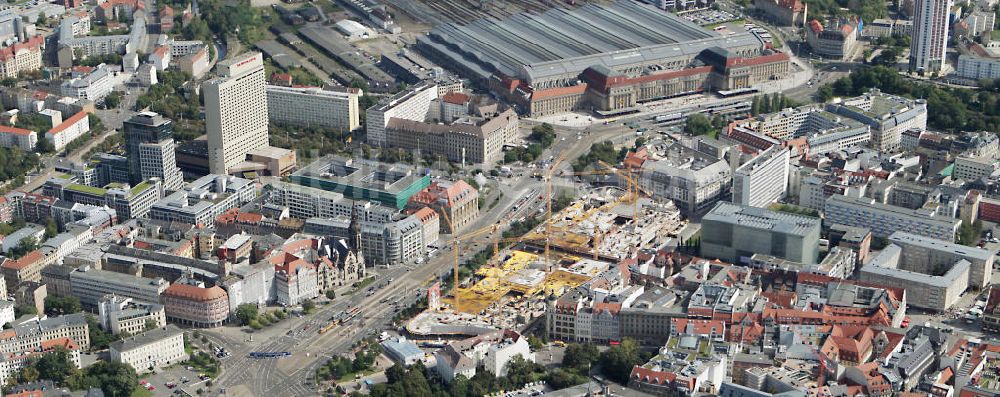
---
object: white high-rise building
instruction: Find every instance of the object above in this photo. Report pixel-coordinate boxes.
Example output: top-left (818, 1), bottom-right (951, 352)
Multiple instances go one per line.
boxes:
top-left (366, 81), bottom-right (438, 147)
top-left (204, 52), bottom-right (269, 175)
top-left (139, 139), bottom-right (184, 190)
top-left (732, 145), bottom-right (791, 208)
top-left (909, 0), bottom-right (952, 73)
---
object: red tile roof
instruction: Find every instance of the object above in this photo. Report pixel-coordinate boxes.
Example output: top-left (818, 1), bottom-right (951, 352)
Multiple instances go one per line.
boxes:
top-left (152, 45), bottom-right (169, 58)
top-left (413, 206), bottom-right (438, 223)
top-left (3, 250), bottom-right (44, 270)
top-left (40, 337), bottom-right (80, 351)
top-left (0, 125), bottom-right (35, 136)
top-left (530, 84), bottom-right (588, 101)
top-left (98, 0), bottom-right (143, 10)
top-left (163, 283), bottom-right (228, 302)
top-left (0, 36), bottom-right (43, 62)
top-left (442, 91), bottom-right (470, 105)
top-left (47, 111), bottom-right (88, 136)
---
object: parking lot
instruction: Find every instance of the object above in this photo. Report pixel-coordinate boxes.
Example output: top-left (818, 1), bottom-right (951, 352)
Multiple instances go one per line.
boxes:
top-left (678, 9), bottom-right (740, 26)
top-left (138, 364), bottom-right (213, 396)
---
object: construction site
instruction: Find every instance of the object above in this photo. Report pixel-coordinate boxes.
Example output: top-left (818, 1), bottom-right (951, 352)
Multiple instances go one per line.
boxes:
top-left (521, 197), bottom-right (686, 262)
top-left (407, 250), bottom-right (608, 336)
top-left (406, 185), bottom-right (687, 337)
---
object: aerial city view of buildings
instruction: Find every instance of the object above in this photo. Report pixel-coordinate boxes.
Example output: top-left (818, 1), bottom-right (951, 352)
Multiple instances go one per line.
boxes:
top-left (1, 0), bottom-right (1000, 395)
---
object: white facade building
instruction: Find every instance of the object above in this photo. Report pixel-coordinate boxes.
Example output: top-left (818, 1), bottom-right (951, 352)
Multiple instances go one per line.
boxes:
top-left (46, 111), bottom-right (90, 151)
top-left (956, 54), bottom-right (1000, 80)
top-left (109, 325), bottom-right (188, 374)
top-left (909, 0), bottom-right (953, 72)
top-left (275, 262), bottom-right (318, 306)
top-left (204, 52), bottom-right (269, 175)
top-left (266, 85), bottom-right (362, 132)
top-left (824, 195), bottom-right (961, 240)
top-left (733, 145), bottom-right (791, 208)
top-left (366, 81), bottom-right (438, 147)
top-left (0, 125), bottom-right (37, 151)
top-left (484, 331), bottom-right (535, 377)
top-left (60, 64), bottom-right (115, 101)
top-left (954, 155), bottom-right (997, 181)
top-left (139, 139), bottom-right (184, 191)
top-left (0, 301), bottom-right (14, 328)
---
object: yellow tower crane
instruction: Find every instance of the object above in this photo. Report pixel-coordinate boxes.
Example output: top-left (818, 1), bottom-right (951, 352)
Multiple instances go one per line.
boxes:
top-left (440, 210), bottom-right (499, 307)
top-left (543, 150), bottom-right (568, 271)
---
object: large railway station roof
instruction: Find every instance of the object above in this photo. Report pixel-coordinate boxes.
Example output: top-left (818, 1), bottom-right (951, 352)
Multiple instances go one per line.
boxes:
top-left (420, 1), bottom-right (766, 83)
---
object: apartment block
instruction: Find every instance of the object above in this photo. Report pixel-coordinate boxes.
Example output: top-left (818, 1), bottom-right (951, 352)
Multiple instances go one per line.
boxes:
top-left (733, 145), bottom-right (791, 208)
top-left (46, 111), bottom-right (90, 152)
top-left (889, 231), bottom-right (994, 289)
top-left (109, 324), bottom-right (188, 374)
top-left (1, 249), bottom-right (57, 292)
top-left (0, 125), bottom-right (37, 151)
top-left (60, 64), bottom-right (115, 101)
top-left (149, 175), bottom-right (255, 226)
top-left (0, 36), bottom-right (43, 78)
top-left (384, 108), bottom-right (518, 165)
top-left (68, 266), bottom-right (170, 308)
top-left (98, 295), bottom-right (167, 335)
top-left (366, 81), bottom-right (438, 147)
top-left (860, 244), bottom-right (967, 311)
top-left (909, 0), bottom-right (953, 72)
top-left (826, 90), bottom-right (927, 153)
top-left (638, 143), bottom-right (732, 214)
top-left (824, 195), bottom-right (961, 240)
top-left (266, 85), bottom-right (361, 132)
top-left (954, 155), bottom-right (997, 181)
top-left (264, 181), bottom-right (397, 223)
top-left (43, 177), bottom-right (162, 220)
top-left (407, 180), bottom-right (479, 233)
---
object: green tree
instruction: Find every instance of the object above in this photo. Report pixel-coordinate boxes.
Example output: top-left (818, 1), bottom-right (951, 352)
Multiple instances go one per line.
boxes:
top-left (234, 303), bottom-right (258, 325)
top-left (563, 343), bottom-right (600, 370)
top-left (529, 123), bottom-right (556, 148)
top-left (44, 296), bottom-right (82, 316)
top-left (385, 362), bottom-right (405, 384)
top-left (399, 362), bottom-right (432, 397)
top-left (45, 217), bottom-right (58, 238)
top-left (527, 335), bottom-right (544, 351)
top-left (34, 347), bottom-right (79, 384)
top-left (546, 368), bottom-right (587, 389)
top-left (683, 113), bottom-right (715, 137)
top-left (86, 315), bottom-right (119, 350)
top-left (600, 338), bottom-right (647, 383)
top-left (36, 12), bottom-right (47, 25)
top-left (302, 299), bottom-right (316, 313)
top-left (18, 365), bottom-right (40, 383)
top-left (0, 77), bottom-right (15, 87)
top-left (9, 236), bottom-right (39, 259)
top-left (34, 135), bottom-right (54, 154)
top-left (78, 361), bottom-right (139, 397)
top-left (103, 91), bottom-right (122, 109)
top-left (325, 290), bottom-right (336, 300)
top-left (145, 319), bottom-right (160, 331)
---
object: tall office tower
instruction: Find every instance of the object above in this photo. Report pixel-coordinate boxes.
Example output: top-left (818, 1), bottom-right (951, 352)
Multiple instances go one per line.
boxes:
top-left (203, 52), bottom-right (269, 175)
top-left (123, 111), bottom-right (184, 190)
top-left (909, 0), bottom-right (952, 73)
